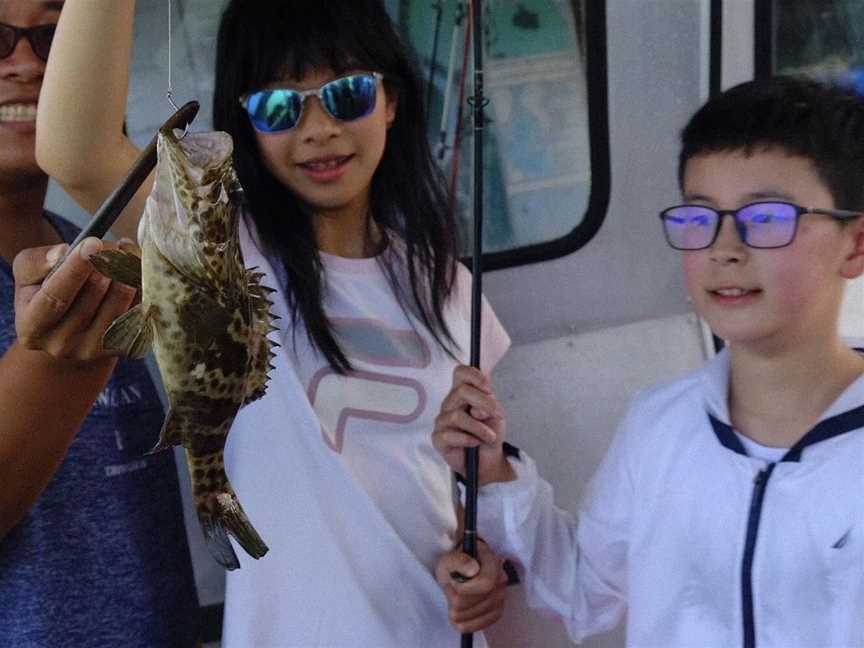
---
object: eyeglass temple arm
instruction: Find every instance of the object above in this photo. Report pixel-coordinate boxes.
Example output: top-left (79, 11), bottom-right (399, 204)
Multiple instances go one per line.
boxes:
top-left (810, 207), bottom-right (864, 221)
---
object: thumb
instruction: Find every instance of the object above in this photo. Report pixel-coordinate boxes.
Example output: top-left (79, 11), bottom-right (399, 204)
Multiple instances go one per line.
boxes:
top-left (435, 551), bottom-right (480, 586)
top-left (12, 244), bottom-right (68, 286)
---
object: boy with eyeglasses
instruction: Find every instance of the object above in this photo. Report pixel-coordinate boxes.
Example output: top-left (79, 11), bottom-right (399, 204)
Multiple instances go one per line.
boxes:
top-left (432, 76), bottom-right (864, 646)
top-left (0, 1), bottom-right (199, 645)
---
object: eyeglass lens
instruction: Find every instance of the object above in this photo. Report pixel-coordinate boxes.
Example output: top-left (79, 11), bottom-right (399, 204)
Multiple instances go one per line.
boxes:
top-left (0, 23), bottom-right (55, 61)
top-left (245, 74), bottom-right (378, 133)
top-left (662, 202), bottom-right (798, 250)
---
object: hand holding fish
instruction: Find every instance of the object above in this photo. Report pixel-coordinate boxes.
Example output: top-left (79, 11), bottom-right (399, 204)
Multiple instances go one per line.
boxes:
top-left (13, 238), bottom-right (139, 363)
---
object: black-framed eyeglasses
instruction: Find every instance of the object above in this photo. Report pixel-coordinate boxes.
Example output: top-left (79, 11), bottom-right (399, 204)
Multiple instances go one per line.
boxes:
top-left (659, 201), bottom-right (862, 250)
top-left (0, 22), bottom-right (56, 62)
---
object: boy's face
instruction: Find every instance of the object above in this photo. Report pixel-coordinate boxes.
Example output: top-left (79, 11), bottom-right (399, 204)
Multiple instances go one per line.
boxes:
top-left (680, 146), bottom-right (864, 351)
top-left (0, 0), bottom-right (62, 183)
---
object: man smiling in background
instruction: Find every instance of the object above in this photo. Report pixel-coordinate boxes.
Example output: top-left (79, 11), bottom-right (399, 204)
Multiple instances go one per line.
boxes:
top-left (0, 2), bottom-right (199, 646)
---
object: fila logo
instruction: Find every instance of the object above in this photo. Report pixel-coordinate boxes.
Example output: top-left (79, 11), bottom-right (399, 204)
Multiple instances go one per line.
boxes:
top-left (307, 319), bottom-right (432, 453)
top-left (308, 369), bottom-right (426, 452)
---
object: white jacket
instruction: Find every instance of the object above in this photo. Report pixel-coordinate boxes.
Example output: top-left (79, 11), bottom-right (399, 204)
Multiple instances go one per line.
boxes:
top-left (478, 350), bottom-right (864, 647)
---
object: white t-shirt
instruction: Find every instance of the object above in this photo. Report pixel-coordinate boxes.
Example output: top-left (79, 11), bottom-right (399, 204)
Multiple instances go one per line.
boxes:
top-left (477, 349), bottom-right (864, 647)
top-left (221, 219), bottom-right (510, 648)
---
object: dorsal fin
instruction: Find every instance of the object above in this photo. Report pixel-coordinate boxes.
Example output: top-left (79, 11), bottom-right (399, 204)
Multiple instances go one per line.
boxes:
top-left (242, 270), bottom-right (279, 404)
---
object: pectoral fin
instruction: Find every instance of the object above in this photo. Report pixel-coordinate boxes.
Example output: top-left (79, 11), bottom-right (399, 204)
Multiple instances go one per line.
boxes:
top-left (104, 304), bottom-right (154, 359)
top-left (148, 406), bottom-right (185, 453)
top-left (89, 249), bottom-right (143, 289)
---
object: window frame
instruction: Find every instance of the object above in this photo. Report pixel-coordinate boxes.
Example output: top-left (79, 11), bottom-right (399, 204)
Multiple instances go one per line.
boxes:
top-left (753, 0), bottom-right (774, 78)
top-left (462, 1), bottom-right (610, 272)
top-left (710, 0), bottom-right (723, 96)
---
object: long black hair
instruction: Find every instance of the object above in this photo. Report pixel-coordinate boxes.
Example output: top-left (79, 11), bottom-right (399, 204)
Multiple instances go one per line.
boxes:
top-left (213, 0), bottom-right (458, 372)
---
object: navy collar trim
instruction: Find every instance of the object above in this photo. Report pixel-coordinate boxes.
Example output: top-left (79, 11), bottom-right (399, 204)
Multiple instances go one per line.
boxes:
top-left (708, 403), bottom-right (864, 462)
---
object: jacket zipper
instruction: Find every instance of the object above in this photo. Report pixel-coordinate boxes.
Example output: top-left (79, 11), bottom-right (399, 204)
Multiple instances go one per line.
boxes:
top-left (741, 464), bottom-right (775, 648)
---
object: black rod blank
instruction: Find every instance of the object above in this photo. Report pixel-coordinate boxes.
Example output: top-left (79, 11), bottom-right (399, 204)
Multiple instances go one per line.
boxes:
top-left (461, 0), bottom-right (484, 646)
top-left (47, 100), bottom-right (199, 276)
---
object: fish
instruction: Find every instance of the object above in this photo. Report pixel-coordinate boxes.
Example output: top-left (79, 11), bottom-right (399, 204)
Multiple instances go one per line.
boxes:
top-left (89, 126), bottom-right (277, 570)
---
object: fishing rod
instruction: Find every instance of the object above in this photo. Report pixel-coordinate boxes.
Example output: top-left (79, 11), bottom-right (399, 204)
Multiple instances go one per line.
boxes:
top-left (447, 8), bottom-right (473, 223)
top-left (46, 101), bottom-right (200, 277)
top-left (437, 1), bottom-right (469, 162)
top-left (48, 0), bottom-right (198, 276)
top-left (426, 2), bottom-right (445, 121)
top-left (462, 0), bottom-right (486, 646)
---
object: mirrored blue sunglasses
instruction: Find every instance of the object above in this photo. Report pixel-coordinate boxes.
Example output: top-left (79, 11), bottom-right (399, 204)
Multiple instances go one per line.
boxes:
top-left (659, 201), bottom-right (862, 250)
top-left (239, 72), bottom-right (383, 134)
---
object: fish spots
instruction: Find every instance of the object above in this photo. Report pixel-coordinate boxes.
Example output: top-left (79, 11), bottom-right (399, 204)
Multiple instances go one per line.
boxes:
top-left (133, 129), bottom-right (272, 565)
top-left (190, 432), bottom-right (227, 457)
top-left (176, 392), bottom-right (237, 428)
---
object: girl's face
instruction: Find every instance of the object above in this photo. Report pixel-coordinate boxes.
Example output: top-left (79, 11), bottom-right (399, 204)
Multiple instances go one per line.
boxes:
top-left (252, 67), bottom-right (397, 222)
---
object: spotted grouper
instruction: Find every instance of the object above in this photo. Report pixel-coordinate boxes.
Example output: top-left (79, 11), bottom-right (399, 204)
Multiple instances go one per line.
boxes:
top-left (90, 127), bottom-right (276, 569)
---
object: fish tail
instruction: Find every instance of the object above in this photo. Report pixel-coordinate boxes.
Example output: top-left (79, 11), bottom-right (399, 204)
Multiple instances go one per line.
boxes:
top-left (192, 449), bottom-right (268, 569)
top-left (197, 488), bottom-right (269, 570)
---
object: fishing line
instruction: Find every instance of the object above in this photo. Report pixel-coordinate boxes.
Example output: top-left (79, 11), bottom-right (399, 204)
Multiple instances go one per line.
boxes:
top-left (426, 2), bottom-right (444, 122)
top-left (167, 0), bottom-right (178, 111)
top-left (448, 7), bottom-right (472, 216)
top-left (166, 0), bottom-right (190, 139)
top-left (438, 2), bottom-right (468, 162)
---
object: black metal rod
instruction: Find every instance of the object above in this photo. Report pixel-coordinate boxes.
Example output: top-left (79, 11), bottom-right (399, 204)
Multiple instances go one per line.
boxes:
top-left (47, 100), bottom-right (200, 277)
top-left (461, 0), bottom-right (484, 646)
top-left (426, 1), bottom-right (444, 121)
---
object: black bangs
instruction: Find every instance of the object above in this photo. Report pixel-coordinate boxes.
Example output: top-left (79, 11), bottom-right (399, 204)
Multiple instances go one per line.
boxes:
top-left (220, 0), bottom-right (396, 94)
top-left (677, 76), bottom-right (864, 209)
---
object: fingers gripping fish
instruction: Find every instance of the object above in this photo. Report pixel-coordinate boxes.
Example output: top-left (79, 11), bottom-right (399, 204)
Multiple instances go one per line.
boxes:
top-left (90, 127), bottom-right (277, 570)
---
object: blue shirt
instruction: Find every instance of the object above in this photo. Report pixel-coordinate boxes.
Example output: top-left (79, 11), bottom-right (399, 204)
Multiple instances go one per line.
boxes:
top-left (0, 213), bottom-right (199, 647)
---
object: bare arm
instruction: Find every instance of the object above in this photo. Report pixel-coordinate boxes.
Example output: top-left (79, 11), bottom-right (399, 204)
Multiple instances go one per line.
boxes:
top-left (0, 242), bottom-right (137, 539)
top-left (35, 0), bottom-right (152, 241)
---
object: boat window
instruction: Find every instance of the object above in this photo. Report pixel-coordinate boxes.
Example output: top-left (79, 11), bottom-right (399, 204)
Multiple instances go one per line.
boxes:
top-left (756, 0), bottom-right (864, 86)
top-left (387, 1), bottom-right (609, 270)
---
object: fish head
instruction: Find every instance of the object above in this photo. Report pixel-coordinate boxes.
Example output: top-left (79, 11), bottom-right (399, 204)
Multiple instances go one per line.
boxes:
top-left (152, 127), bottom-right (243, 247)
top-left (143, 128), bottom-right (246, 286)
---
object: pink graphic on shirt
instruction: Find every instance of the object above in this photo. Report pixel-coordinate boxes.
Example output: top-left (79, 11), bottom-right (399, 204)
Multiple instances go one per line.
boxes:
top-left (308, 369), bottom-right (427, 452)
top-left (307, 319), bottom-right (432, 453)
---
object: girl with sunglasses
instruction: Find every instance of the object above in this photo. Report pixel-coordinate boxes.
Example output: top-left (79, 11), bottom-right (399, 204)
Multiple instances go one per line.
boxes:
top-left (36, 1), bottom-right (510, 645)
